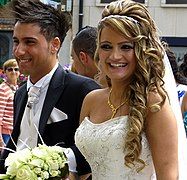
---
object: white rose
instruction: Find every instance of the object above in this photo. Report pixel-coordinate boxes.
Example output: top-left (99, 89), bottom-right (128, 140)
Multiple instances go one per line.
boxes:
top-left (49, 170), bottom-right (60, 177)
top-left (5, 148), bottom-right (31, 167)
top-left (32, 146), bottom-right (48, 159)
top-left (16, 165), bottom-right (37, 180)
top-left (29, 158), bottom-right (44, 168)
top-left (51, 146), bottom-right (66, 153)
top-left (6, 161), bottom-right (22, 177)
top-left (48, 159), bottom-right (59, 170)
top-left (41, 171), bottom-right (49, 179)
top-left (33, 167), bottom-right (42, 175)
top-left (51, 152), bottom-right (59, 160)
top-left (43, 163), bottom-right (49, 171)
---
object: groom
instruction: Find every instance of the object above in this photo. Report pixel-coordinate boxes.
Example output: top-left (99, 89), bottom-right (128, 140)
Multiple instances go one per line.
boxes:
top-left (0, 0), bottom-right (100, 177)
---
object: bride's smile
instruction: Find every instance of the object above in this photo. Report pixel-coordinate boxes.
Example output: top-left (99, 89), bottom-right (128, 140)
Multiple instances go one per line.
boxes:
top-left (98, 26), bottom-right (136, 83)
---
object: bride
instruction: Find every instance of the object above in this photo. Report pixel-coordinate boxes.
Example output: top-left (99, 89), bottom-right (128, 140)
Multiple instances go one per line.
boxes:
top-left (75, 0), bottom-right (187, 179)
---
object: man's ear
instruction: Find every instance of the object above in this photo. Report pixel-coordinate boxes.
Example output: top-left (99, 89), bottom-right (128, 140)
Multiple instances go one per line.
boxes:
top-left (79, 51), bottom-right (88, 65)
top-left (51, 37), bottom-right (61, 53)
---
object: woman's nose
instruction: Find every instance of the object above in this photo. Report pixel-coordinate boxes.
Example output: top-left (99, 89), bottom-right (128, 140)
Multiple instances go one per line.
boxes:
top-left (110, 47), bottom-right (122, 60)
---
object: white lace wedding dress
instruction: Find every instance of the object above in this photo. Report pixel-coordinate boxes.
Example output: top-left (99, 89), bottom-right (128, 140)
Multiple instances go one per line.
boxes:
top-left (75, 116), bottom-right (156, 180)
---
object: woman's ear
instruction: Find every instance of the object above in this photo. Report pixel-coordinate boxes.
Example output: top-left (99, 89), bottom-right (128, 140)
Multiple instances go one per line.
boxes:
top-left (51, 37), bottom-right (61, 53)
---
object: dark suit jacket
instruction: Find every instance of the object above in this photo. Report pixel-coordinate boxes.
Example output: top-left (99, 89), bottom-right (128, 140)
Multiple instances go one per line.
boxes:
top-left (0, 65), bottom-right (100, 174)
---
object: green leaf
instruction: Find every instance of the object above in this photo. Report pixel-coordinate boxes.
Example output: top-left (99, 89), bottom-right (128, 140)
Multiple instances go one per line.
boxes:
top-left (0, 174), bottom-right (10, 179)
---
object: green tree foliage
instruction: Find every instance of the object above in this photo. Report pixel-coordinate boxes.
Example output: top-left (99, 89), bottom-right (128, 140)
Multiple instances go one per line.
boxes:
top-left (0, 0), bottom-right (11, 6)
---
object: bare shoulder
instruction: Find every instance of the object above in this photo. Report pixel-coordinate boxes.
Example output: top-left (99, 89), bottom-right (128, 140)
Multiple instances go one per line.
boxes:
top-left (80, 88), bottom-right (107, 123)
top-left (146, 89), bottom-right (165, 113)
top-left (83, 88), bottom-right (107, 109)
top-left (146, 88), bottom-right (176, 127)
top-left (84, 88), bottom-right (107, 103)
top-left (145, 88), bottom-right (177, 128)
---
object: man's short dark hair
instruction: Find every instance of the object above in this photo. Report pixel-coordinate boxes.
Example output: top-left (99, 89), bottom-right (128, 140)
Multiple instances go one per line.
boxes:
top-left (164, 42), bottom-right (187, 85)
top-left (11, 0), bottom-right (71, 46)
top-left (180, 53), bottom-right (187, 78)
top-left (72, 26), bottom-right (97, 59)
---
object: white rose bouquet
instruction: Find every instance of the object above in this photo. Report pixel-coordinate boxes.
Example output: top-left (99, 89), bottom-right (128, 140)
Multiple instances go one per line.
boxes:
top-left (0, 144), bottom-right (69, 180)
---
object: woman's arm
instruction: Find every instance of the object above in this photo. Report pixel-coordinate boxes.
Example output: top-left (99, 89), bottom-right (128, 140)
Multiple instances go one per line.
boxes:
top-left (79, 90), bottom-right (99, 124)
top-left (145, 92), bottom-right (178, 180)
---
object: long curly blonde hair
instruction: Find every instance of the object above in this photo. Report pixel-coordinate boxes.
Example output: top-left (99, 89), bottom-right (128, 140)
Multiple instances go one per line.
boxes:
top-left (95, 0), bottom-right (167, 172)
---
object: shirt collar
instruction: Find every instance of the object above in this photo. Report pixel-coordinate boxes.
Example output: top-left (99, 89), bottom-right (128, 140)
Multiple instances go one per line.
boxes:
top-left (27, 62), bottom-right (59, 91)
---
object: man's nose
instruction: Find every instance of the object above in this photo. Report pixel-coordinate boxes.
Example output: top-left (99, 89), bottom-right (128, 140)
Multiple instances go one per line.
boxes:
top-left (13, 43), bottom-right (26, 57)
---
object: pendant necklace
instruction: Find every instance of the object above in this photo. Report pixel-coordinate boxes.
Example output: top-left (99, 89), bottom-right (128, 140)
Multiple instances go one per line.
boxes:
top-left (107, 88), bottom-right (128, 119)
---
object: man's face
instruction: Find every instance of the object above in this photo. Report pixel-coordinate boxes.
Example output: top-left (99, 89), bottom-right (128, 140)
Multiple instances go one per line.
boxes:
top-left (13, 22), bottom-right (56, 83)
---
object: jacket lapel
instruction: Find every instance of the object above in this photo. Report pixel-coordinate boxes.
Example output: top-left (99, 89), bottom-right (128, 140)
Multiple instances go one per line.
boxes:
top-left (13, 85), bottom-right (28, 144)
top-left (38, 65), bottom-right (66, 135)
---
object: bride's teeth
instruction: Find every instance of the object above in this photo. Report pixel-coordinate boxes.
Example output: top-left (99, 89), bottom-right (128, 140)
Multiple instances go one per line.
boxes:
top-left (110, 63), bottom-right (126, 67)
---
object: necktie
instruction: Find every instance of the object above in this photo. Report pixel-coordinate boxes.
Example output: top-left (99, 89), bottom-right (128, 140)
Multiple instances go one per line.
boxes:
top-left (27, 86), bottom-right (40, 110)
top-left (17, 86), bottom-right (41, 150)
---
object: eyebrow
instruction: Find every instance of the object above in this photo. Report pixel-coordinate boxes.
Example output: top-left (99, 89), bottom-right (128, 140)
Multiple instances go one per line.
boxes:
top-left (13, 37), bottom-right (37, 41)
top-left (100, 41), bottom-right (133, 45)
top-left (118, 42), bottom-right (134, 46)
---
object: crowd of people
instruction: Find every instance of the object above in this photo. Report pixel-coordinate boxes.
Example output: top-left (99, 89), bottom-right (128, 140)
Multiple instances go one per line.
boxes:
top-left (0, 0), bottom-right (187, 179)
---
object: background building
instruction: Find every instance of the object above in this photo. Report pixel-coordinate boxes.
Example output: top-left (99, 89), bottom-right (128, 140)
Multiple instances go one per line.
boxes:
top-left (72, 0), bottom-right (187, 66)
top-left (0, 0), bottom-right (13, 67)
top-left (0, 0), bottom-right (187, 67)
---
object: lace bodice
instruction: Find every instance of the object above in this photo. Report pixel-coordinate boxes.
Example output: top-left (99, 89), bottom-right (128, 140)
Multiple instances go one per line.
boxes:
top-left (75, 116), bottom-right (156, 180)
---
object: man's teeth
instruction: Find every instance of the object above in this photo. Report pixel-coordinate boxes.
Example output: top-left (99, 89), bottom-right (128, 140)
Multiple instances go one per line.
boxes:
top-left (19, 59), bottom-right (30, 62)
top-left (110, 63), bottom-right (126, 67)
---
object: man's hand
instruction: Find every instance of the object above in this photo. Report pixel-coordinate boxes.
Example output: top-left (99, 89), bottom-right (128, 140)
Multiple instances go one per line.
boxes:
top-left (79, 173), bottom-right (92, 180)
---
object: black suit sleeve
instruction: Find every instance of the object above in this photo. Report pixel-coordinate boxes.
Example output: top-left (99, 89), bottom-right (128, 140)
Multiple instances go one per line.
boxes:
top-left (71, 145), bottom-right (91, 176)
top-left (71, 78), bottom-right (100, 175)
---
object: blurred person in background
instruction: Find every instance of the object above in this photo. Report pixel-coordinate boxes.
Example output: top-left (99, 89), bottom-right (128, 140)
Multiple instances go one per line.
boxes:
top-left (71, 26), bottom-right (109, 87)
top-left (0, 59), bottom-right (20, 149)
top-left (164, 42), bottom-right (187, 137)
top-left (163, 42), bottom-right (187, 107)
top-left (182, 93), bottom-right (187, 136)
top-left (180, 53), bottom-right (187, 78)
top-left (71, 26), bottom-right (98, 79)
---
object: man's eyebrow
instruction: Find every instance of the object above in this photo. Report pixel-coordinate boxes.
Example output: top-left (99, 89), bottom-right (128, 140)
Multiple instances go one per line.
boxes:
top-left (13, 37), bottom-right (37, 40)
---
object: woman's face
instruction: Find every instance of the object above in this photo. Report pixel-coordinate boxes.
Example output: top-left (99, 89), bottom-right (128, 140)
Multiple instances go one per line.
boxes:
top-left (5, 65), bottom-right (20, 82)
top-left (98, 26), bottom-right (137, 84)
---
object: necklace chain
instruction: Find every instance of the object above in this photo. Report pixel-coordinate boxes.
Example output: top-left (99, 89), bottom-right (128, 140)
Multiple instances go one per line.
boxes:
top-left (107, 88), bottom-right (127, 119)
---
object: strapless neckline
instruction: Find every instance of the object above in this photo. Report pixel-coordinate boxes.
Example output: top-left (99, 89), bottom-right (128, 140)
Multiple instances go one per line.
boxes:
top-left (75, 115), bottom-right (156, 180)
top-left (83, 115), bottom-right (128, 126)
